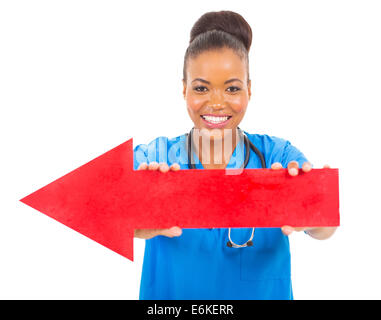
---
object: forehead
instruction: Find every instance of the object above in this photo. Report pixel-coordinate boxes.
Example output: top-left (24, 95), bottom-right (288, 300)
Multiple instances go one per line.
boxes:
top-left (187, 48), bottom-right (246, 83)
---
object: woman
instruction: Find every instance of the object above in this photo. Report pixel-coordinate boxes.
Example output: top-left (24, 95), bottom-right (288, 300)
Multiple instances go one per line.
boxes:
top-left (133, 10), bottom-right (336, 300)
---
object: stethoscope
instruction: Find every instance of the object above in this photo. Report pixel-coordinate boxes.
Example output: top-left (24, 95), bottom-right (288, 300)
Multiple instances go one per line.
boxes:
top-left (186, 127), bottom-right (266, 248)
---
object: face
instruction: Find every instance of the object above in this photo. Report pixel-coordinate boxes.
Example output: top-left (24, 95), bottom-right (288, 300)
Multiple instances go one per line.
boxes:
top-left (183, 48), bottom-right (251, 135)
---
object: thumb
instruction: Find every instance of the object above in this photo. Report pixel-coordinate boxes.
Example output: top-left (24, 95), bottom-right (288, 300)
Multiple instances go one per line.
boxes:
top-left (159, 226), bottom-right (183, 238)
top-left (281, 226), bottom-right (294, 236)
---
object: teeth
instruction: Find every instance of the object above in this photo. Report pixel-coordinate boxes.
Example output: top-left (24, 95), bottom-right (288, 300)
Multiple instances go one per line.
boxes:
top-left (202, 115), bottom-right (229, 123)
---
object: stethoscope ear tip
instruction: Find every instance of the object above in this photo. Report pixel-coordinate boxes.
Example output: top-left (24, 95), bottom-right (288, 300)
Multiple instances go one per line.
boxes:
top-left (227, 241), bottom-right (233, 248)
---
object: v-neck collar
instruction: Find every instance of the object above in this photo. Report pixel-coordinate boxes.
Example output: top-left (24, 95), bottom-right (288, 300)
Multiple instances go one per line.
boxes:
top-left (190, 134), bottom-right (246, 169)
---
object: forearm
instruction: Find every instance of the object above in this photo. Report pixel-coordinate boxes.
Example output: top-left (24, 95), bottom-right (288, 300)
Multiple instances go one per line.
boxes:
top-left (305, 227), bottom-right (337, 240)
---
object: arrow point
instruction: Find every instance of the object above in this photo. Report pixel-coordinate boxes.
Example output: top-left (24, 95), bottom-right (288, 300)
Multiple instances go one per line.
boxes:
top-left (19, 137), bottom-right (137, 261)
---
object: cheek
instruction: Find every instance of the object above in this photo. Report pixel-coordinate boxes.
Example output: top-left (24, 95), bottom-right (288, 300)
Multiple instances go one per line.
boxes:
top-left (186, 93), bottom-right (206, 113)
top-left (228, 94), bottom-right (249, 114)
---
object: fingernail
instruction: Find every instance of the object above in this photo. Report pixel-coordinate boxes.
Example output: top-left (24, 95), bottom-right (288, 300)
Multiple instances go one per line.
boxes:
top-left (171, 163), bottom-right (180, 170)
top-left (289, 168), bottom-right (298, 175)
top-left (160, 164), bottom-right (169, 172)
top-left (148, 162), bottom-right (158, 169)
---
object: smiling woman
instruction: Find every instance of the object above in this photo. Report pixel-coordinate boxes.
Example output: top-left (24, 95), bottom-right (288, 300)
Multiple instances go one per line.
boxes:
top-left (181, 12), bottom-right (252, 169)
top-left (183, 26), bottom-right (251, 128)
top-left (133, 10), bottom-right (336, 300)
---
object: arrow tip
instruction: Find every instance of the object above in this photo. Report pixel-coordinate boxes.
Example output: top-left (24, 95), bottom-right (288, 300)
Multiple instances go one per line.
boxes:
top-left (18, 137), bottom-right (137, 261)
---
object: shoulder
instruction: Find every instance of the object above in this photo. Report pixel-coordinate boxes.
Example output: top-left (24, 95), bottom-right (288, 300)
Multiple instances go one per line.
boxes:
top-left (133, 133), bottom-right (186, 154)
top-left (243, 131), bottom-right (310, 168)
top-left (244, 131), bottom-right (289, 150)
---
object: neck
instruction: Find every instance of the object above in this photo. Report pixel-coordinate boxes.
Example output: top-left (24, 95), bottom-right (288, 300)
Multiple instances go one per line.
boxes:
top-left (192, 128), bottom-right (241, 169)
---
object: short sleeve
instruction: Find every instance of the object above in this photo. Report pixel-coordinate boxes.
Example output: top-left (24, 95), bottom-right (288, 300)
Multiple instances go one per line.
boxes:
top-left (133, 136), bottom-right (172, 170)
top-left (281, 140), bottom-right (311, 168)
top-left (133, 144), bottom-right (148, 170)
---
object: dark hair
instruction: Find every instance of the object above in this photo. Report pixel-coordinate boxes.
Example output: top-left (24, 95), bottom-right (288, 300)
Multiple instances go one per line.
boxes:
top-left (183, 11), bottom-right (252, 83)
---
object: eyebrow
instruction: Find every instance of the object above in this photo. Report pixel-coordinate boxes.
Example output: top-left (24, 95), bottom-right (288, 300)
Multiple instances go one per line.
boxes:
top-left (191, 78), bottom-right (243, 85)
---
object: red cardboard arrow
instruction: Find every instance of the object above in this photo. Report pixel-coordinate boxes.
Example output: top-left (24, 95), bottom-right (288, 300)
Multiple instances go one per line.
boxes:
top-left (20, 138), bottom-right (340, 261)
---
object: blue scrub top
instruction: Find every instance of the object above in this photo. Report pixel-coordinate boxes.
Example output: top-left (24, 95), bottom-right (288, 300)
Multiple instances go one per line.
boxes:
top-left (133, 131), bottom-right (309, 300)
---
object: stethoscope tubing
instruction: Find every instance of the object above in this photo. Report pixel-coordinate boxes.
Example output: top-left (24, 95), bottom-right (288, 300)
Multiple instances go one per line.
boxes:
top-left (186, 127), bottom-right (266, 248)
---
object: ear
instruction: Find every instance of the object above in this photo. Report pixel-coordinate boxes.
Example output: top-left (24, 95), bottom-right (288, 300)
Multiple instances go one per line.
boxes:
top-left (182, 79), bottom-right (187, 99)
top-left (247, 79), bottom-right (252, 100)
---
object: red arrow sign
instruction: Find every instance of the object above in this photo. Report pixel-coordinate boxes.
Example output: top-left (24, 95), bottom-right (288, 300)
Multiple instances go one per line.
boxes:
top-left (20, 138), bottom-right (340, 261)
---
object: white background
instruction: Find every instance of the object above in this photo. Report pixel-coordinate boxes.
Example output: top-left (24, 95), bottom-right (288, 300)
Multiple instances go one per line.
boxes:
top-left (1, 0), bottom-right (380, 299)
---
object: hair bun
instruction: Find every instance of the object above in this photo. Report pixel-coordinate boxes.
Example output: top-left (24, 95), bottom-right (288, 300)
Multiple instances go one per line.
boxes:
top-left (190, 11), bottom-right (252, 52)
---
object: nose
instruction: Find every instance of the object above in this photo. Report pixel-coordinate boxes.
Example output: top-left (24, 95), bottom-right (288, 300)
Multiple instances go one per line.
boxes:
top-left (209, 103), bottom-right (224, 110)
top-left (209, 89), bottom-right (224, 109)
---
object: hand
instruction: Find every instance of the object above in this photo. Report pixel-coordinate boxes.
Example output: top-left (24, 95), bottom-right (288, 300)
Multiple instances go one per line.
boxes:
top-left (137, 161), bottom-right (180, 172)
top-left (134, 226), bottom-right (183, 239)
top-left (270, 162), bottom-right (333, 237)
top-left (270, 160), bottom-right (316, 176)
top-left (280, 225), bottom-right (337, 238)
top-left (281, 226), bottom-right (313, 236)
top-left (134, 161), bottom-right (182, 239)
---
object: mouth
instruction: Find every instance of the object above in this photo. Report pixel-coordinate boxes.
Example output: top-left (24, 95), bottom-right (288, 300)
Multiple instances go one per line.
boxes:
top-left (200, 114), bottom-right (233, 128)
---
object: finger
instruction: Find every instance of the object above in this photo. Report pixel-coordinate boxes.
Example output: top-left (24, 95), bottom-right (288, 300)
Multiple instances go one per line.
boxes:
top-left (170, 163), bottom-right (180, 171)
top-left (158, 226), bottom-right (183, 238)
top-left (134, 229), bottom-right (159, 239)
top-left (302, 161), bottom-right (312, 173)
top-left (148, 161), bottom-right (160, 170)
top-left (137, 162), bottom-right (148, 170)
top-left (159, 162), bottom-right (170, 173)
top-left (323, 164), bottom-right (331, 168)
top-left (281, 226), bottom-right (294, 236)
top-left (271, 162), bottom-right (283, 170)
top-left (287, 161), bottom-right (299, 176)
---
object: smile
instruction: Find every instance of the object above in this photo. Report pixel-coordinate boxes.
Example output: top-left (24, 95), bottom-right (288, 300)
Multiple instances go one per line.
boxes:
top-left (200, 114), bottom-right (232, 128)
top-left (200, 114), bottom-right (232, 124)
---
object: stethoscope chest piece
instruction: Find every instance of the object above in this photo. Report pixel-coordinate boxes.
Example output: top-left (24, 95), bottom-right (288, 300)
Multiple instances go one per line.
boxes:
top-left (227, 240), bottom-right (253, 248)
top-left (227, 227), bottom-right (255, 248)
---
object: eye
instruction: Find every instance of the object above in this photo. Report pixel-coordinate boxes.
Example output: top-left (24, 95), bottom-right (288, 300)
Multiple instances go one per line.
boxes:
top-left (226, 86), bottom-right (241, 93)
top-left (193, 86), bottom-right (208, 93)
